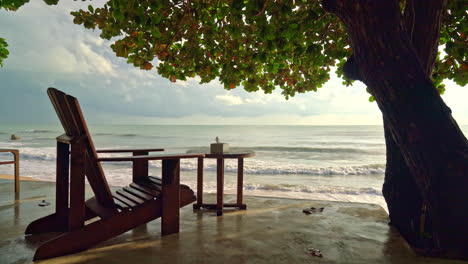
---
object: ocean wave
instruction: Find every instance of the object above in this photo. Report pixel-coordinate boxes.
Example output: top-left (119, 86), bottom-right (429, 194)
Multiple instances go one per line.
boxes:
top-left (187, 146), bottom-right (381, 154)
top-left (243, 164), bottom-right (386, 175)
top-left (13, 146), bottom-right (385, 176)
top-left (254, 146), bottom-right (375, 154)
top-left (119, 133), bottom-right (138, 137)
top-left (244, 183), bottom-right (382, 196)
top-left (149, 160), bottom-right (385, 176)
top-left (19, 147), bottom-right (56, 161)
top-left (187, 159), bottom-right (386, 176)
top-left (94, 133), bottom-right (114, 136)
top-left (95, 133), bottom-right (139, 137)
top-left (22, 129), bottom-right (55, 133)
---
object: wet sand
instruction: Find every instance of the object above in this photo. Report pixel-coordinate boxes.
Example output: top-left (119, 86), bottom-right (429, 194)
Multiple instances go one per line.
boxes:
top-left (0, 179), bottom-right (464, 264)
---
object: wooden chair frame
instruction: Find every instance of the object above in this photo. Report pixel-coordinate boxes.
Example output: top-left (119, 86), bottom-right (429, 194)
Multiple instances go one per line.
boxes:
top-left (25, 88), bottom-right (203, 260)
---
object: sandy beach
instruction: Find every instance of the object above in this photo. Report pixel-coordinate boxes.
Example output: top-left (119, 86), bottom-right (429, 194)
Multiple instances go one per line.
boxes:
top-left (0, 174), bottom-right (39, 181)
top-left (0, 178), bottom-right (464, 264)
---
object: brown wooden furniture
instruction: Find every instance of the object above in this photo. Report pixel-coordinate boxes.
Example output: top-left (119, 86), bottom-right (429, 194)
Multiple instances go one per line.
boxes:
top-left (26, 88), bottom-right (204, 260)
top-left (193, 152), bottom-right (255, 216)
top-left (0, 149), bottom-right (19, 194)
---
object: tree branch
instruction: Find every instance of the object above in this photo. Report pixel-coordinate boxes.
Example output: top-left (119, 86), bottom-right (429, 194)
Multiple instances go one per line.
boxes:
top-left (403, 0), bottom-right (448, 77)
top-left (254, 0), bottom-right (269, 16)
top-left (343, 55), bottom-right (362, 81)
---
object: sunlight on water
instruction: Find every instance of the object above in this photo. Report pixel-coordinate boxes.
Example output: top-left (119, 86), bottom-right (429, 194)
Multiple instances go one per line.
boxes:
top-left (1, 124), bottom-right (467, 213)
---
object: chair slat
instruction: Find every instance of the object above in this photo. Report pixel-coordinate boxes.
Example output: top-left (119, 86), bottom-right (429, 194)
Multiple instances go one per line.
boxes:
top-left (148, 176), bottom-right (162, 185)
top-left (130, 183), bottom-right (161, 197)
top-left (113, 193), bottom-right (138, 208)
top-left (138, 180), bottom-right (162, 191)
top-left (112, 198), bottom-right (130, 211)
top-left (48, 88), bottom-right (77, 137)
top-left (116, 189), bottom-right (145, 205)
top-left (50, 88), bottom-right (115, 208)
top-left (123, 187), bottom-right (154, 200)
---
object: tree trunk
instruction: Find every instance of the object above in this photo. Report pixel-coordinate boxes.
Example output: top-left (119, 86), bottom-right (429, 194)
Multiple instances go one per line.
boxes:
top-left (383, 0), bottom-right (447, 251)
top-left (382, 118), bottom-right (427, 247)
top-left (323, 0), bottom-right (468, 259)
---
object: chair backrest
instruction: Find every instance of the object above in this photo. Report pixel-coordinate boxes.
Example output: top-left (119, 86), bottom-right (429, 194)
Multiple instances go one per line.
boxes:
top-left (47, 87), bottom-right (115, 208)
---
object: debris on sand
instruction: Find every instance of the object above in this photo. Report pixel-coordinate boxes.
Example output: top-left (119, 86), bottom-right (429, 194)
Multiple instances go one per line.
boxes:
top-left (307, 248), bottom-right (323, 257)
top-left (302, 207), bottom-right (324, 215)
top-left (38, 200), bottom-right (50, 207)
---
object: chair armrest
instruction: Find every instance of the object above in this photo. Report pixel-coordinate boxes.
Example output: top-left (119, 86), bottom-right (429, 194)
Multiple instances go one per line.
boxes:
top-left (96, 148), bottom-right (164, 153)
top-left (97, 153), bottom-right (205, 162)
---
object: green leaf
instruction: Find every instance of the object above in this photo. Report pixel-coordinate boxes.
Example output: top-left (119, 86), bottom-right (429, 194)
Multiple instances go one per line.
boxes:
top-left (56, 0), bottom-right (464, 98)
top-left (0, 37), bottom-right (9, 67)
top-left (152, 28), bottom-right (161, 38)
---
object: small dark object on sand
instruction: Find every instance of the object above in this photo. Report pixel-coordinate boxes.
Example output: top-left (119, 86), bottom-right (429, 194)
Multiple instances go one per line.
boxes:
top-left (38, 200), bottom-right (50, 207)
top-left (307, 248), bottom-right (323, 257)
top-left (302, 209), bottom-right (312, 215)
top-left (302, 207), bottom-right (324, 214)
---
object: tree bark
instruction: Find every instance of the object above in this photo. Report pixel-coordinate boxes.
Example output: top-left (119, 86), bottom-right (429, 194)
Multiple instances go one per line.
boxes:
top-left (323, 0), bottom-right (468, 259)
top-left (383, 0), bottom-right (448, 251)
top-left (382, 117), bottom-right (426, 247)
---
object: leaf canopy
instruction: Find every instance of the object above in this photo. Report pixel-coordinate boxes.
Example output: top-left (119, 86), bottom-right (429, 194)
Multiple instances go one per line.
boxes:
top-left (1, 0), bottom-right (466, 97)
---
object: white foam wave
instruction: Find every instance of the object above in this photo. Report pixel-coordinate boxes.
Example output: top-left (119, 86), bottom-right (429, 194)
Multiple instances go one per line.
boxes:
top-left (17, 147), bottom-right (57, 161)
top-left (22, 129), bottom-right (55, 133)
top-left (10, 147), bottom-right (385, 176)
top-left (244, 183), bottom-right (382, 196)
top-left (172, 159), bottom-right (385, 176)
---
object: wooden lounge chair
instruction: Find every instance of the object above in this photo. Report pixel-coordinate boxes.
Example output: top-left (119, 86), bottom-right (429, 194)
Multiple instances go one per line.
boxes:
top-left (25, 87), bottom-right (203, 260)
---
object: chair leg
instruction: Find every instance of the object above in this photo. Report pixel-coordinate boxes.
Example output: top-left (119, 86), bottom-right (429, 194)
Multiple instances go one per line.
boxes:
top-left (26, 206), bottom-right (98, 235)
top-left (25, 213), bottom-right (67, 234)
top-left (33, 199), bottom-right (162, 260)
top-left (161, 159), bottom-right (180, 236)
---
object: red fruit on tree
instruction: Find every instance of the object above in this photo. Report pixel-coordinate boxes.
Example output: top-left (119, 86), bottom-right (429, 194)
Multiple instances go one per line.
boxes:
top-left (143, 62), bottom-right (152, 70)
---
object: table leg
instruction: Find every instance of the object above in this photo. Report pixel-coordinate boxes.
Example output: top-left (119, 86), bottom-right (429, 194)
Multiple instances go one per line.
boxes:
top-left (216, 158), bottom-right (224, 216)
top-left (13, 150), bottom-right (19, 194)
top-left (194, 157), bottom-right (204, 209)
top-left (237, 158), bottom-right (244, 208)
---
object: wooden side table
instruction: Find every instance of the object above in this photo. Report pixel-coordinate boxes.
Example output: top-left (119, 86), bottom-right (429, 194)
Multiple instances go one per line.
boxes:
top-left (193, 152), bottom-right (255, 216)
top-left (0, 149), bottom-right (20, 194)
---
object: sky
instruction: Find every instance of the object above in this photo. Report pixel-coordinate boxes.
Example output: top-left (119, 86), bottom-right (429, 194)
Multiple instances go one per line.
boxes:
top-left (0, 1), bottom-right (467, 126)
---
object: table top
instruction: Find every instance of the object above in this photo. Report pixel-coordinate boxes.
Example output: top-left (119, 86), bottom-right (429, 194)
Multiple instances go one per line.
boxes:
top-left (0, 149), bottom-right (19, 153)
top-left (205, 152), bottom-right (255, 159)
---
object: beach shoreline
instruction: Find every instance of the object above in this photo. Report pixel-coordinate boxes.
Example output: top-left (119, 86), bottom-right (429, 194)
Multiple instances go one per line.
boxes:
top-left (0, 179), bottom-right (463, 263)
top-left (0, 173), bottom-right (388, 213)
top-left (0, 174), bottom-right (39, 181)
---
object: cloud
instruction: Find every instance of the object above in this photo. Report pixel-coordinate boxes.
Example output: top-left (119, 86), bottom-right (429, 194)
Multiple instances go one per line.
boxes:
top-left (77, 43), bottom-right (116, 76)
top-left (215, 94), bottom-right (244, 106)
top-left (0, 1), bottom-right (466, 126)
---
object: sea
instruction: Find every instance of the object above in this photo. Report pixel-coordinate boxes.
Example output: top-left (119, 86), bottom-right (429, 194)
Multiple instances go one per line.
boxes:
top-left (2, 124), bottom-right (466, 212)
